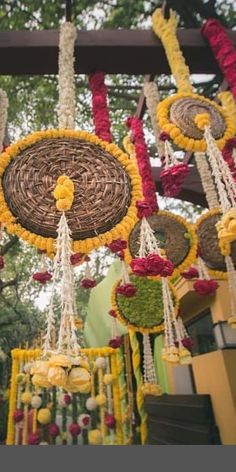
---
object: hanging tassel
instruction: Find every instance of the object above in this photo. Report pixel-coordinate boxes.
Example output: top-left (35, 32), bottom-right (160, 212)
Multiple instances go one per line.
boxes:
top-left (142, 333), bottom-right (162, 396)
top-left (32, 252), bottom-right (52, 285)
top-left (193, 256), bottom-right (219, 296)
top-left (80, 258), bottom-right (97, 289)
top-left (160, 134), bottom-right (189, 197)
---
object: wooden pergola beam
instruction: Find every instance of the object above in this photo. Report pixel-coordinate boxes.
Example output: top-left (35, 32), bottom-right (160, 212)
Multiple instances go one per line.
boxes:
top-left (1, 29), bottom-right (236, 75)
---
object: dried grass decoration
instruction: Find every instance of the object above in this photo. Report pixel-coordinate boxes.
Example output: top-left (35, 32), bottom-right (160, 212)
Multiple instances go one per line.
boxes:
top-left (125, 210), bottom-right (197, 278)
top-left (111, 274), bottom-right (179, 334)
top-left (0, 129), bottom-right (142, 255)
top-left (196, 208), bottom-right (236, 277)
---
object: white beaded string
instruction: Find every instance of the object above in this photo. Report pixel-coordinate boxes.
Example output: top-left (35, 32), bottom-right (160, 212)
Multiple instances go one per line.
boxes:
top-left (142, 333), bottom-right (157, 384)
top-left (0, 88), bottom-right (8, 153)
top-left (143, 82), bottom-right (164, 158)
top-left (138, 217), bottom-right (161, 258)
top-left (58, 22), bottom-right (77, 129)
top-left (194, 152), bottom-right (219, 209)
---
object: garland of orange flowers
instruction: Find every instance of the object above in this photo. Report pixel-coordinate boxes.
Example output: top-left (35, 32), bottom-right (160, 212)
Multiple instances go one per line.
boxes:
top-left (0, 129), bottom-right (142, 256)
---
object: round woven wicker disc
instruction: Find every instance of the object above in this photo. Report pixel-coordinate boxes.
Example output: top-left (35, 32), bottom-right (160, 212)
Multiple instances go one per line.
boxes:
top-left (128, 213), bottom-right (190, 267)
top-left (170, 97), bottom-right (226, 140)
top-left (116, 275), bottom-right (166, 330)
top-left (2, 138), bottom-right (131, 239)
top-left (197, 212), bottom-right (236, 271)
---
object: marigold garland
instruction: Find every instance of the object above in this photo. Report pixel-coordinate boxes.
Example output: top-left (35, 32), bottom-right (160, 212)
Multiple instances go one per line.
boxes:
top-left (125, 210), bottom-right (197, 278)
top-left (157, 92), bottom-right (235, 152)
top-left (0, 129), bottom-right (142, 256)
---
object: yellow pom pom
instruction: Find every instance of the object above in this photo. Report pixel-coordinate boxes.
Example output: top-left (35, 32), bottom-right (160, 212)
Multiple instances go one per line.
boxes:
top-left (57, 175), bottom-right (68, 185)
top-left (88, 429), bottom-right (103, 445)
top-left (16, 373), bottom-right (26, 385)
top-left (37, 408), bottom-right (52, 425)
top-left (194, 113), bottom-right (210, 130)
top-left (95, 394), bottom-right (107, 406)
top-left (21, 391), bottom-right (32, 404)
top-left (56, 198), bottom-right (72, 212)
top-left (103, 374), bottom-right (113, 385)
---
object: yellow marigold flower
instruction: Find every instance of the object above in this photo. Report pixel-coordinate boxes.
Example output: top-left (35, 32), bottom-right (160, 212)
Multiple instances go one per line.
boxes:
top-left (37, 408), bottom-right (51, 425)
top-left (194, 113), bottom-right (211, 130)
top-left (88, 429), bottom-right (103, 445)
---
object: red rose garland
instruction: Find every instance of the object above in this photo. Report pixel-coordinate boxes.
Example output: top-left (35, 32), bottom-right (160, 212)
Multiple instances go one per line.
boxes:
top-left (89, 71), bottom-right (112, 143)
top-left (222, 138), bottom-right (236, 182)
top-left (201, 19), bottom-right (236, 100)
top-left (126, 116), bottom-right (158, 218)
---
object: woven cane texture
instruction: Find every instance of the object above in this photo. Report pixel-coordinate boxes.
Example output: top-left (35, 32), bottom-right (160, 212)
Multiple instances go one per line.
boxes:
top-left (2, 138), bottom-right (131, 239)
top-left (170, 97), bottom-right (226, 140)
top-left (197, 212), bottom-right (236, 271)
top-left (128, 212), bottom-right (190, 267)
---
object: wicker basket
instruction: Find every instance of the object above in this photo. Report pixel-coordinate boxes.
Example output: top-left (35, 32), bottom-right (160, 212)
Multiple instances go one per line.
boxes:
top-left (170, 96), bottom-right (226, 140)
top-left (128, 212), bottom-right (191, 268)
top-left (2, 137), bottom-right (132, 240)
top-left (197, 211), bottom-right (236, 271)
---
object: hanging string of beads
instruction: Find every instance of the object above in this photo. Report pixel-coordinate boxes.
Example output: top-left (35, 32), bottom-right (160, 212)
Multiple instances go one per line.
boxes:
top-left (89, 71), bottom-right (112, 143)
top-left (0, 89), bottom-right (8, 153)
top-left (58, 22), bottom-right (77, 129)
top-left (143, 81), bottom-right (164, 159)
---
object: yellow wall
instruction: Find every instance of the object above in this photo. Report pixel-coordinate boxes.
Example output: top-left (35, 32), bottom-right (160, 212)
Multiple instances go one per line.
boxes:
top-left (192, 350), bottom-right (236, 445)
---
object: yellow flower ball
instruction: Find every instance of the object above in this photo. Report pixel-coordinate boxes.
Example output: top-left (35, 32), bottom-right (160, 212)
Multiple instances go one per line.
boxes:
top-left (103, 374), bottom-right (113, 386)
top-left (68, 367), bottom-right (91, 387)
top-left (16, 373), bottom-right (27, 385)
top-left (31, 374), bottom-right (51, 389)
top-left (21, 391), bottom-right (32, 405)
top-left (194, 113), bottom-right (210, 130)
top-left (47, 366), bottom-right (67, 388)
top-left (88, 429), bottom-right (103, 445)
top-left (95, 394), bottom-right (107, 407)
top-left (37, 408), bottom-right (52, 425)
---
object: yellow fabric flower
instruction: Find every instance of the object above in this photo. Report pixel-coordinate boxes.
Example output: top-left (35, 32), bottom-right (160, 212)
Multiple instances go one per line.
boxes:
top-left (37, 408), bottom-right (52, 425)
top-left (68, 367), bottom-right (91, 387)
top-left (216, 208), bottom-right (236, 256)
top-left (47, 366), bottom-right (67, 388)
top-left (103, 374), bottom-right (113, 385)
top-left (31, 374), bottom-right (51, 389)
top-left (48, 354), bottom-right (71, 368)
top-left (30, 360), bottom-right (49, 376)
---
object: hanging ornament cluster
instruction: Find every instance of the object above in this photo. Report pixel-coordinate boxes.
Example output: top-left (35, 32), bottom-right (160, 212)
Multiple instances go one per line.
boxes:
top-left (159, 132), bottom-right (189, 197)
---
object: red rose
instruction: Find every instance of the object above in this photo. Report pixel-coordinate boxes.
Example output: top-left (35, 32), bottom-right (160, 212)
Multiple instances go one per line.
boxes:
top-left (116, 283), bottom-right (137, 297)
top-left (130, 257), bottom-right (149, 276)
top-left (181, 336), bottom-right (194, 350)
top-left (181, 267), bottom-right (199, 279)
top-left (70, 253), bottom-right (84, 266)
top-left (32, 271), bottom-right (52, 284)
top-left (48, 423), bottom-right (60, 438)
top-left (63, 394), bottom-right (71, 406)
top-left (109, 336), bottom-right (123, 349)
top-left (80, 278), bottom-right (97, 289)
top-left (28, 433), bottom-right (41, 445)
top-left (193, 279), bottom-right (219, 296)
top-left (136, 200), bottom-right (153, 218)
top-left (104, 414), bottom-right (116, 429)
top-left (108, 309), bottom-right (117, 318)
top-left (13, 409), bottom-right (24, 423)
top-left (107, 239), bottom-right (127, 253)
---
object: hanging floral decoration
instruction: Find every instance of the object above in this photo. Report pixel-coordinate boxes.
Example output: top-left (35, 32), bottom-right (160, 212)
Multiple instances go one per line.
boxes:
top-left (32, 252), bottom-right (52, 284)
top-left (201, 19), bottom-right (236, 100)
top-left (89, 72), bottom-right (112, 143)
top-left (80, 258), bottom-right (97, 290)
top-left (222, 138), bottom-right (236, 182)
top-left (152, 9), bottom-right (235, 153)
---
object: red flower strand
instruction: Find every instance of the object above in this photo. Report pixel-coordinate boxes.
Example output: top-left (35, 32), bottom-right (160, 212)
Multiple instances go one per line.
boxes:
top-left (89, 71), bottom-right (112, 142)
top-left (80, 278), bottom-right (97, 289)
top-left (160, 163), bottom-right (189, 197)
top-left (126, 116), bottom-right (158, 218)
top-left (201, 19), bottom-right (236, 100)
top-left (181, 267), bottom-right (199, 280)
top-left (116, 283), bottom-right (137, 298)
top-left (193, 279), bottom-right (219, 296)
top-left (222, 138), bottom-right (236, 182)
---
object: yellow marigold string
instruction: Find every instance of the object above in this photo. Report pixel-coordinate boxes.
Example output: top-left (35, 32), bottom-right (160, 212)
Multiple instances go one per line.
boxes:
top-left (110, 353), bottom-right (124, 445)
top-left (152, 8), bottom-right (193, 94)
top-left (53, 175), bottom-right (75, 212)
top-left (194, 113), bottom-right (211, 131)
top-left (218, 91), bottom-right (236, 123)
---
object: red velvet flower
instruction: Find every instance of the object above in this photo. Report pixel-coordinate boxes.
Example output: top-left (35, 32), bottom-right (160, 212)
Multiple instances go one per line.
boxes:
top-left (222, 138), bottom-right (236, 182)
top-left (181, 267), bottom-right (199, 279)
top-left (159, 131), bottom-right (170, 142)
top-left (32, 271), bottom-right (52, 284)
top-left (116, 283), bottom-right (137, 297)
top-left (80, 278), bottom-right (97, 289)
top-left (48, 423), bottom-right (60, 438)
top-left (160, 164), bottom-right (189, 197)
top-left (104, 414), bottom-right (116, 429)
top-left (181, 336), bottom-right (194, 350)
top-left (69, 423), bottom-right (81, 437)
top-left (108, 309), bottom-right (117, 318)
top-left (70, 253), bottom-right (84, 266)
top-left (193, 279), bottom-right (219, 296)
top-left (0, 255), bottom-right (4, 270)
top-left (13, 409), bottom-right (24, 423)
top-left (28, 433), bottom-right (41, 445)
top-left (106, 239), bottom-right (127, 253)
top-left (117, 250), bottom-right (125, 260)
top-left (109, 336), bottom-right (123, 349)
top-left (136, 200), bottom-right (153, 218)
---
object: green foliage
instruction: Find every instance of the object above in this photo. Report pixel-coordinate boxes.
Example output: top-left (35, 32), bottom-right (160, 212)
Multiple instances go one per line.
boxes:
top-left (116, 275), bottom-right (174, 329)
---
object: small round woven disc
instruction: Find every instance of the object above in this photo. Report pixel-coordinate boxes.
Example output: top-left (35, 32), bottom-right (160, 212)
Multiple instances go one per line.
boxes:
top-left (170, 96), bottom-right (226, 140)
top-left (2, 137), bottom-right (131, 240)
top-left (197, 211), bottom-right (236, 271)
top-left (128, 212), bottom-right (191, 268)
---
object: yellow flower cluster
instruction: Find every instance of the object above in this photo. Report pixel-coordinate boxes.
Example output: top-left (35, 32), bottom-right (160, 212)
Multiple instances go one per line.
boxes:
top-left (157, 92), bottom-right (235, 152)
top-left (152, 8), bottom-right (193, 94)
top-left (0, 129), bottom-right (142, 256)
top-left (216, 208), bottom-right (236, 257)
top-left (53, 175), bottom-right (74, 212)
top-left (125, 210), bottom-right (198, 278)
top-left (218, 91), bottom-right (236, 123)
top-left (194, 113), bottom-right (211, 130)
top-left (141, 383), bottom-right (162, 396)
